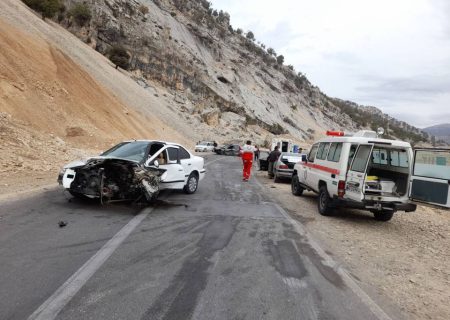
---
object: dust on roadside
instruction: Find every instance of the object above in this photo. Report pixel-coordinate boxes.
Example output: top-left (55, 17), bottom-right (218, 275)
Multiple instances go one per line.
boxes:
top-left (255, 170), bottom-right (450, 320)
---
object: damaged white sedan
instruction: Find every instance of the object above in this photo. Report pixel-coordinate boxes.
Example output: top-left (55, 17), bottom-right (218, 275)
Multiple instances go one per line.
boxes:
top-left (58, 140), bottom-right (205, 203)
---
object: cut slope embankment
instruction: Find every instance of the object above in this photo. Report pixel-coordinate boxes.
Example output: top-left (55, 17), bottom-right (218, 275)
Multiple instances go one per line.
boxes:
top-left (0, 18), bottom-right (188, 195)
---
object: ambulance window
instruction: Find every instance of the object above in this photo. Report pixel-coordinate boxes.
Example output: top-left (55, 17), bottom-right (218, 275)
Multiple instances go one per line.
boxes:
top-left (348, 144), bottom-right (358, 167)
top-left (327, 143), bottom-right (342, 162)
top-left (351, 145), bottom-right (372, 172)
top-left (414, 150), bottom-right (450, 180)
top-left (390, 150), bottom-right (408, 167)
top-left (316, 143), bottom-right (330, 160)
top-left (308, 144), bottom-right (319, 162)
top-left (372, 148), bottom-right (388, 165)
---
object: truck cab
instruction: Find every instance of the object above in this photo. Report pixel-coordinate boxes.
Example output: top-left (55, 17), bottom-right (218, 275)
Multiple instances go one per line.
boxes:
top-left (292, 130), bottom-right (450, 221)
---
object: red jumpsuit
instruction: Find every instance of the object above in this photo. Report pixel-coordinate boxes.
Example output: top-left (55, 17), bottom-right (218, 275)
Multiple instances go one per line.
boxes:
top-left (242, 152), bottom-right (253, 180)
top-left (241, 145), bottom-right (256, 180)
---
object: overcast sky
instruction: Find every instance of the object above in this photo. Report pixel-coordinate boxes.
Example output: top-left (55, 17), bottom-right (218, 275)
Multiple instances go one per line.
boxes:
top-left (210, 0), bottom-right (450, 128)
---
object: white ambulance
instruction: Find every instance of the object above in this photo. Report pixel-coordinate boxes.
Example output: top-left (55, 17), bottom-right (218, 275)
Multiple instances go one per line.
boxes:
top-left (291, 130), bottom-right (450, 221)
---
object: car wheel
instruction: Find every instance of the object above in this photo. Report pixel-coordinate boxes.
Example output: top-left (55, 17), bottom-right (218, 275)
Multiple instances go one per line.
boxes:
top-left (291, 174), bottom-right (304, 196)
top-left (318, 186), bottom-right (333, 216)
top-left (184, 173), bottom-right (199, 194)
top-left (373, 210), bottom-right (394, 222)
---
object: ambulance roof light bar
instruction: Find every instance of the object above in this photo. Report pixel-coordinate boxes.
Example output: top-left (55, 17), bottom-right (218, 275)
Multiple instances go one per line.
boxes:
top-left (326, 130), bottom-right (349, 137)
top-left (326, 130), bottom-right (378, 138)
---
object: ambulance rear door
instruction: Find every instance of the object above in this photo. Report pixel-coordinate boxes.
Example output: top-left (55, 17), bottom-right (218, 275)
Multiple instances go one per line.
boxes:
top-left (345, 144), bottom-right (374, 202)
top-left (409, 148), bottom-right (450, 208)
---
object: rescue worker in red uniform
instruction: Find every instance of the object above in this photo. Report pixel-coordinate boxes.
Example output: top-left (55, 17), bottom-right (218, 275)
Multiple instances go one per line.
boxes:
top-left (241, 140), bottom-right (256, 181)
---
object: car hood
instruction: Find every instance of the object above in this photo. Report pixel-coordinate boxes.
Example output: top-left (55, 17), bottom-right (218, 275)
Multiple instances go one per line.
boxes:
top-left (63, 156), bottom-right (140, 169)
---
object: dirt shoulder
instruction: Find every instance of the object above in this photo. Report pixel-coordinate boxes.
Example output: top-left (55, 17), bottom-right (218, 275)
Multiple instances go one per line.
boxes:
top-left (255, 170), bottom-right (450, 320)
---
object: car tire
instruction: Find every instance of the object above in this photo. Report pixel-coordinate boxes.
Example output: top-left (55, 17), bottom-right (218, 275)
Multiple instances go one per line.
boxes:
top-left (184, 173), bottom-right (199, 194)
top-left (373, 210), bottom-right (394, 222)
top-left (291, 174), bottom-right (304, 196)
top-left (318, 186), bottom-right (333, 216)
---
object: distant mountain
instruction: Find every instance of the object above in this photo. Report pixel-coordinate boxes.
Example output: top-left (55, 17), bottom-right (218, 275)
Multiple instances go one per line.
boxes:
top-left (423, 124), bottom-right (450, 144)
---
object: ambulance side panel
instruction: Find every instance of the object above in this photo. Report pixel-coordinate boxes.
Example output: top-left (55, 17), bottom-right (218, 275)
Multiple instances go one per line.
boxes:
top-left (410, 149), bottom-right (450, 208)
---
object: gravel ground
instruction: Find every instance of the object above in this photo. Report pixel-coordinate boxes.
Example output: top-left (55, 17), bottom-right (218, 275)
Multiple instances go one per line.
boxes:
top-left (255, 170), bottom-right (450, 320)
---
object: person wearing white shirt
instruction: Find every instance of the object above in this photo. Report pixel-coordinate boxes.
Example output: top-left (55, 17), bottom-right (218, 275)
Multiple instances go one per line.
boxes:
top-left (241, 140), bottom-right (256, 181)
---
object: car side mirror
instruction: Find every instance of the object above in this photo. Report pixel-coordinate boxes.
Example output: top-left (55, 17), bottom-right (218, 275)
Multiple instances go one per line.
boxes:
top-left (145, 159), bottom-right (159, 167)
top-left (302, 155), bottom-right (307, 162)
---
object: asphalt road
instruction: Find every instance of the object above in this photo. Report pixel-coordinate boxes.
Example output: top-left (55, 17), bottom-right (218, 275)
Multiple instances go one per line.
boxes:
top-left (0, 155), bottom-right (391, 320)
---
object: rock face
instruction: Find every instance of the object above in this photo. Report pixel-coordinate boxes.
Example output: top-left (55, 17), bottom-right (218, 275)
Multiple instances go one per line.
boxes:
top-left (56, 0), bottom-right (430, 146)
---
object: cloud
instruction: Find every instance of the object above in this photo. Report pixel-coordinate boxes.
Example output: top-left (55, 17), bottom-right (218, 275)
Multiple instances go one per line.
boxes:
top-left (210, 0), bottom-right (450, 127)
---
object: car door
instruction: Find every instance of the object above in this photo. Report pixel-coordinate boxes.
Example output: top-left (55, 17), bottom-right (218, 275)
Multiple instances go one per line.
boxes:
top-left (409, 148), bottom-right (450, 208)
top-left (345, 144), bottom-right (374, 202)
top-left (304, 144), bottom-right (319, 187)
top-left (178, 146), bottom-right (194, 179)
top-left (148, 146), bottom-right (186, 190)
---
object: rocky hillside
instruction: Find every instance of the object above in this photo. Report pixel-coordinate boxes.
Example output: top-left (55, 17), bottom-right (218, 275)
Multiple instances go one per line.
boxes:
top-left (33, 0), bottom-right (426, 146)
top-left (5, 0), bottom-right (431, 148)
top-left (423, 123), bottom-right (450, 144)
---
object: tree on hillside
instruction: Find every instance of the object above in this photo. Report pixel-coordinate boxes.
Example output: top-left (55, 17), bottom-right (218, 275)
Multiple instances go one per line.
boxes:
top-left (22, 0), bottom-right (61, 20)
top-left (236, 28), bottom-right (243, 35)
top-left (69, 3), bottom-right (92, 26)
top-left (109, 45), bottom-right (130, 70)
top-left (267, 47), bottom-right (276, 56)
top-left (277, 54), bottom-right (284, 65)
top-left (246, 31), bottom-right (255, 41)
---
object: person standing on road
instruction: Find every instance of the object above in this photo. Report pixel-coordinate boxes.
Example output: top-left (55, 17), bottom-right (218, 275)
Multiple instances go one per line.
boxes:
top-left (267, 146), bottom-right (281, 179)
top-left (241, 140), bottom-right (256, 181)
top-left (254, 145), bottom-right (260, 162)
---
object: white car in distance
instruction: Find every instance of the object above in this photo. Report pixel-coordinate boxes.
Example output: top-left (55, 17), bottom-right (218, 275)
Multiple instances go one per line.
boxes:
top-left (58, 140), bottom-right (206, 203)
top-left (195, 141), bottom-right (215, 152)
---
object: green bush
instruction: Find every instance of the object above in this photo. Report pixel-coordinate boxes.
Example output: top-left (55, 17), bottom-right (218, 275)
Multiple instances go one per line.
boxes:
top-left (69, 3), bottom-right (92, 26)
top-left (246, 31), bottom-right (255, 41)
top-left (276, 54), bottom-right (284, 65)
top-left (22, 0), bottom-right (61, 19)
top-left (109, 45), bottom-right (130, 70)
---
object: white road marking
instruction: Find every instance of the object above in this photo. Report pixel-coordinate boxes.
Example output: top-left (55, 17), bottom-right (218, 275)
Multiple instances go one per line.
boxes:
top-left (27, 207), bottom-right (154, 320)
top-left (252, 177), bottom-right (393, 320)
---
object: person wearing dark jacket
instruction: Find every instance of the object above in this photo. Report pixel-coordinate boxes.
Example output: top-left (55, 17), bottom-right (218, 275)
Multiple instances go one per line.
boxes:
top-left (267, 146), bottom-right (281, 178)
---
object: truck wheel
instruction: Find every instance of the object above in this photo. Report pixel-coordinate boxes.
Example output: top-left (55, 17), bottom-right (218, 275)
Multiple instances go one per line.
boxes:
top-left (318, 186), bottom-right (333, 216)
top-left (373, 211), bottom-right (394, 222)
top-left (184, 173), bottom-right (199, 194)
top-left (291, 174), bottom-right (304, 196)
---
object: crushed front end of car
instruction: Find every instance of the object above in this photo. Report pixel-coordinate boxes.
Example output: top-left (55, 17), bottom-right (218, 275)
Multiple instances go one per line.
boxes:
top-left (59, 158), bottom-right (164, 203)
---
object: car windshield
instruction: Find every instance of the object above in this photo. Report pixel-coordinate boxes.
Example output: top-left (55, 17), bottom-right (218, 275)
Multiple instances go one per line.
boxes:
top-left (100, 141), bottom-right (149, 162)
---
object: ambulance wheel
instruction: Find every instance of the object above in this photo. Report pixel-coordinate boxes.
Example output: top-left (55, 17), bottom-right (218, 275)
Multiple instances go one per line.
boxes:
top-left (373, 211), bottom-right (394, 222)
top-left (184, 173), bottom-right (199, 194)
top-left (291, 174), bottom-right (304, 196)
top-left (318, 186), bottom-right (333, 216)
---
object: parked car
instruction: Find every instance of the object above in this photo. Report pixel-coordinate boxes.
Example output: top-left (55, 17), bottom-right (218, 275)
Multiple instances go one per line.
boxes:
top-left (214, 144), bottom-right (227, 155)
top-left (195, 141), bottom-right (216, 152)
top-left (291, 130), bottom-right (450, 221)
top-left (273, 152), bottom-right (306, 182)
top-left (222, 144), bottom-right (241, 156)
top-left (58, 140), bottom-right (205, 203)
top-left (258, 151), bottom-right (270, 171)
